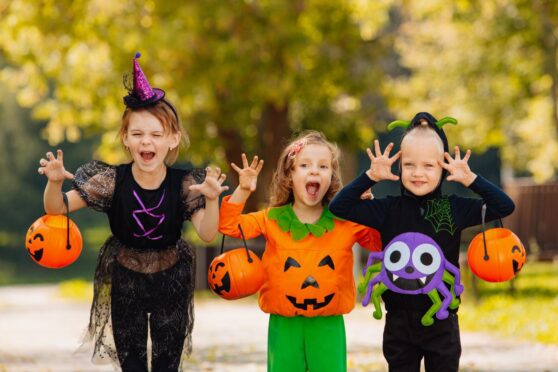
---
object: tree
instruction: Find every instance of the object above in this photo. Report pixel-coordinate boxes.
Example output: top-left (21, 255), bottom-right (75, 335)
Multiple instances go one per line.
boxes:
top-left (0, 0), bottom-right (395, 207)
top-left (387, 0), bottom-right (558, 182)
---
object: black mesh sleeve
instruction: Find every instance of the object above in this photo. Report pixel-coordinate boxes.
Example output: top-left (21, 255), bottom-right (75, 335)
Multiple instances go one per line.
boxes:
top-left (181, 168), bottom-right (206, 221)
top-left (72, 160), bottom-right (116, 213)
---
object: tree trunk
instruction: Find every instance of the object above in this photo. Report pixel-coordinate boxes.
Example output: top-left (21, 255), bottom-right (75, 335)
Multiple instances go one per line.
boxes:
top-left (254, 102), bottom-right (291, 209)
top-left (538, 1), bottom-right (558, 131)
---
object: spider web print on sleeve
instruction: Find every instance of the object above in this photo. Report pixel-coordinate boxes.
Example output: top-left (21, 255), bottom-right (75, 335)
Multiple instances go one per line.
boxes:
top-left (424, 197), bottom-right (456, 235)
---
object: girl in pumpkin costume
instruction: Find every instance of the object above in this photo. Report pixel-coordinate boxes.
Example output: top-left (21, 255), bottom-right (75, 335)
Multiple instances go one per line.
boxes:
top-left (38, 53), bottom-right (228, 371)
top-left (219, 130), bottom-right (381, 372)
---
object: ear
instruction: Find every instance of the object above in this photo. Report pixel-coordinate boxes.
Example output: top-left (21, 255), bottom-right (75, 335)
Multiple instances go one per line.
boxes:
top-left (122, 133), bottom-right (130, 148)
top-left (170, 131), bottom-right (181, 149)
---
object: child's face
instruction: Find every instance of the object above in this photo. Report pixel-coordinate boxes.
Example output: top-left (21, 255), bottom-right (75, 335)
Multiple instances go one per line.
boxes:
top-left (400, 134), bottom-right (444, 196)
top-left (123, 110), bottom-right (180, 171)
top-left (290, 144), bottom-right (333, 209)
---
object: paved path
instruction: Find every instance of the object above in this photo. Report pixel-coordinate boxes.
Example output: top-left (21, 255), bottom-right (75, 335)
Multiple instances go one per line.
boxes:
top-left (0, 285), bottom-right (557, 371)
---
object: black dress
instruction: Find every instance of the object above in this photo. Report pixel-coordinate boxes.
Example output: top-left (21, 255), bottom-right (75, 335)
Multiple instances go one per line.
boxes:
top-left (73, 160), bottom-right (205, 371)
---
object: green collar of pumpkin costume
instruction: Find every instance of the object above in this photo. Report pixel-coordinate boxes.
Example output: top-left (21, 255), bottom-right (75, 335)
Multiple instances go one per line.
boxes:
top-left (268, 204), bottom-right (341, 241)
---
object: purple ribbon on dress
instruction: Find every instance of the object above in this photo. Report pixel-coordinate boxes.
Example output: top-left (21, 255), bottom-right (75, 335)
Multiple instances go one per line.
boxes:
top-left (132, 189), bottom-right (166, 240)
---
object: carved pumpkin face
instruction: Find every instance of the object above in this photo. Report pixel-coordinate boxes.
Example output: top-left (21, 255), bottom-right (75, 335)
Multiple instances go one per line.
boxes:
top-left (25, 215), bottom-right (83, 269)
top-left (259, 249), bottom-right (346, 317)
top-left (283, 254), bottom-right (336, 312)
top-left (208, 247), bottom-right (264, 300)
top-left (467, 228), bottom-right (526, 282)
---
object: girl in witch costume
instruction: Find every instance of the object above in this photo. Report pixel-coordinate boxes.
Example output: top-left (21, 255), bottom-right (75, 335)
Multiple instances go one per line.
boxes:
top-left (329, 112), bottom-right (515, 372)
top-left (219, 130), bottom-right (382, 372)
top-left (38, 53), bottom-right (228, 372)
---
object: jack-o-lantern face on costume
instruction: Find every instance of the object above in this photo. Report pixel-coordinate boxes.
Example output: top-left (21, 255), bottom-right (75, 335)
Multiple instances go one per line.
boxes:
top-left (284, 254), bottom-right (336, 311)
top-left (25, 215), bottom-right (83, 269)
top-left (467, 228), bottom-right (526, 283)
top-left (207, 247), bottom-right (264, 300)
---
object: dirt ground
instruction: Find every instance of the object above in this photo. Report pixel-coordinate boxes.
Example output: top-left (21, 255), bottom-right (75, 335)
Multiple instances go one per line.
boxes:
top-left (0, 285), bottom-right (557, 372)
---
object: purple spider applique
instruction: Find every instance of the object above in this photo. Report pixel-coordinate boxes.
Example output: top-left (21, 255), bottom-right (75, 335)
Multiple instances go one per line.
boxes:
top-left (358, 232), bottom-right (463, 326)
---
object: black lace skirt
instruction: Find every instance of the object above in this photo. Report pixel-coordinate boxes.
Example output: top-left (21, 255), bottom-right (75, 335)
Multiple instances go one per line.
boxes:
top-left (81, 235), bottom-right (195, 370)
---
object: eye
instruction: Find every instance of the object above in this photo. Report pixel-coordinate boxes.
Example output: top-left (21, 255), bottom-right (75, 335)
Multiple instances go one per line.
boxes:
top-left (214, 262), bottom-right (225, 271)
top-left (412, 243), bottom-right (441, 275)
top-left (299, 163), bottom-right (308, 168)
top-left (384, 241), bottom-right (410, 272)
top-left (318, 255), bottom-right (335, 270)
top-left (320, 164), bottom-right (329, 170)
top-left (284, 257), bottom-right (301, 272)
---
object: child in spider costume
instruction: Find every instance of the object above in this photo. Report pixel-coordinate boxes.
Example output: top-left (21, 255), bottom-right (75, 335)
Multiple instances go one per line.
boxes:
top-left (219, 131), bottom-right (381, 372)
top-left (38, 53), bottom-right (228, 372)
top-left (330, 112), bottom-right (515, 372)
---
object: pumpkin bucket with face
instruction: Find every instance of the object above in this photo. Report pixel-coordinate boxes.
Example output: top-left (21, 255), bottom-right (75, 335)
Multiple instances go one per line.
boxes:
top-left (467, 205), bottom-right (526, 283)
top-left (208, 225), bottom-right (264, 300)
top-left (25, 215), bottom-right (83, 269)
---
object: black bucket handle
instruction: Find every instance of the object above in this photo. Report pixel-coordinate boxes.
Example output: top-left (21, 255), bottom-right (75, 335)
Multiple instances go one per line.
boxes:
top-left (220, 224), bottom-right (253, 263)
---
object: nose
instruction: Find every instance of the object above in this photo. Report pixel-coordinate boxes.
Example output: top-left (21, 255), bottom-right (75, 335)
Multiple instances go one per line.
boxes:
top-left (405, 266), bottom-right (414, 274)
top-left (301, 275), bottom-right (320, 289)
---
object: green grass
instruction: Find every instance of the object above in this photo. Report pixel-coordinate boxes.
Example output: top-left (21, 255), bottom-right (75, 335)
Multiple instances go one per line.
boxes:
top-left (459, 261), bottom-right (558, 345)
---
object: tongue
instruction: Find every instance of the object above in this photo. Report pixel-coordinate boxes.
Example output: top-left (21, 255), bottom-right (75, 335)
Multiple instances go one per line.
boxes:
top-left (141, 152), bottom-right (155, 161)
top-left (307, 184), bottom-right (318, 196)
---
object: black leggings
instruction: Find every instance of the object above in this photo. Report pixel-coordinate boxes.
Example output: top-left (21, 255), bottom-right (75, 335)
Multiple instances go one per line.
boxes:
top-left (111, 261), bottom-right (190, 372)
top-left (383, 310), bottom-right (461, 372)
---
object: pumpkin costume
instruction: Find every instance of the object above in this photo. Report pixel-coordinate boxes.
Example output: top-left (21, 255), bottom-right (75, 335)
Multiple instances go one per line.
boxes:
top-left (219, 195), bottom-right (381, 371)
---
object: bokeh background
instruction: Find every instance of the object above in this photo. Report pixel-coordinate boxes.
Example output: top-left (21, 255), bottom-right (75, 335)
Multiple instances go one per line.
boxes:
top-left (1, 0), bottom-right (557, 369)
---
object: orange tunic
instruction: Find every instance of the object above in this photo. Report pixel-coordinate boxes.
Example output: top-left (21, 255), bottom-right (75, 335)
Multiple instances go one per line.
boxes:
top-left (219, 195), bottom-right (381, 317)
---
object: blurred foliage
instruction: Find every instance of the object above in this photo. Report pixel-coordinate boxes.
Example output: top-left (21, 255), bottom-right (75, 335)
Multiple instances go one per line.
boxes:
top-left (387, 0), bottom-right (558, 182)
top-left (460, 261), bottom-right (558, 345)
top-left (0, 0), bottom-right (396, 207)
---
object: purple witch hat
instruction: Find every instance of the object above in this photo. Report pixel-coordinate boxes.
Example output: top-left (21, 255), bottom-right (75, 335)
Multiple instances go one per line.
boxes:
top-left (123, 52), bottom-right (165, 108)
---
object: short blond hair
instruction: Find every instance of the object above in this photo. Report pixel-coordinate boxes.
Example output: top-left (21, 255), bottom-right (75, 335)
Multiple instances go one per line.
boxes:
top-left (401, 123), bottom-right (444, 154)
top-left (269, 130), bottom-right (342, 207)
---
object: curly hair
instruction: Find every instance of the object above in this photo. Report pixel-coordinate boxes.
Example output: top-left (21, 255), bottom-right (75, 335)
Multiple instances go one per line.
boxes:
top-left (119, 99), bottom-right (189, 166)
top-left (269, 130), bottom-right (342, 207)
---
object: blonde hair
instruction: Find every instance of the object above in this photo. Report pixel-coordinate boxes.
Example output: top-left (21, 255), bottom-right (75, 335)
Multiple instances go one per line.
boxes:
top-left (269, 130), bottom-right (342, 207)
top-left (119, 99), bottom-right (189, 165)
top-left (401, 123), bottom-right (444, 154)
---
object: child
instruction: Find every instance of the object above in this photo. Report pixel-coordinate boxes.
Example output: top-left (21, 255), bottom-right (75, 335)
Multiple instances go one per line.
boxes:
top-left (38, 53), bottom-right (228, 372)
top-left (329, 112), bottom-right (515, 372)
top-left (219, 130), bottom-right (382, 372)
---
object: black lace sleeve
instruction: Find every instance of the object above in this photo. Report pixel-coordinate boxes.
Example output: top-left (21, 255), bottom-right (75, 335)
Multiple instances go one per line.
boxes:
top-left (181, 168), bottom-right (206, 221)
top-left (72, 160), bottom-right (116, 212)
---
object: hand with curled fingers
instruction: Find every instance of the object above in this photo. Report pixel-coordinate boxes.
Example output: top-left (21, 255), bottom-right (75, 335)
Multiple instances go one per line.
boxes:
top-left (365, 140), bottom-right (401, 183)
top-left (439, 146), bottom-right (477, 187)
top-left (230, 153), bottom-right (264, 192)
top-left (38, 149), bottom-right (74, 183)
top-left (189, 166), bottom-right (229, 200)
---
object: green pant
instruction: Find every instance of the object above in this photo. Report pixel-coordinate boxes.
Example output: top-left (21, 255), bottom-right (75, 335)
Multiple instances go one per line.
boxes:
top-left (267, 314), bottom-right (346, 372)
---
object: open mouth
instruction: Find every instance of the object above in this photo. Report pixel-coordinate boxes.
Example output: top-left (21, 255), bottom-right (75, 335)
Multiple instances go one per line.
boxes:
top-left (211, 272), bottom-right (231, 295)
top-left (387, 271), bottom-right (434, 291)
top-left (27, 248), bottom-right (43, 262)
top-left (140, 151), bottom-right (155, 161)
top-left (306, 182), bottom-right (320, 198)
top-left (286, 293), bottom-right (334, 310)
top-left (512, 260), bottom-right (523, 274)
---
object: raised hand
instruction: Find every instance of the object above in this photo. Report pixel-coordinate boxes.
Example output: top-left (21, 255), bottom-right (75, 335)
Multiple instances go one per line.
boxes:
top-left (230, 153), bottom-right (264, 192)
top-left (38, 149), bottom-right (74, 182)
top-left (189, 167), bottom-right (229, 200)
top-left (439, 146), bottom-right (477, 186)
top-left (365, 140), bottom-right (401, 182)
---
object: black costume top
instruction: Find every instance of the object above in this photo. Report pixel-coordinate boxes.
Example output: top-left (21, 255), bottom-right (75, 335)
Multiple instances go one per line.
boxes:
top-left (329, 112), bottom-right (515, 316)
top-left (72, 160), bottom-right (205, 365)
